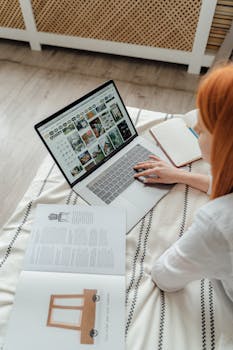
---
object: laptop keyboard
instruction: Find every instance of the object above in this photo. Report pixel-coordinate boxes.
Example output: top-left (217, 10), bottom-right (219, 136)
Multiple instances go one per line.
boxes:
top-left (87, 144), bottom-right (152, 204)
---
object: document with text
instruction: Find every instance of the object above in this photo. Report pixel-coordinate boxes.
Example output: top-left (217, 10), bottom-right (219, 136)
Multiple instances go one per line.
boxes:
top-left (24, 204), bottom-right (125, 275)
top-left (4, 204), bottom-right (126, 350)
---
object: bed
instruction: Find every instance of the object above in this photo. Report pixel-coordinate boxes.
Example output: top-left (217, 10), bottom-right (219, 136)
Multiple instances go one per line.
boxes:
top-left (0, 107), bottom-right (231, 349)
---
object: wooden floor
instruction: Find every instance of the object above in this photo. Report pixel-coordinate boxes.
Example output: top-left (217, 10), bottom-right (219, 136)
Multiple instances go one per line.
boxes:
top-left (0, 39), bottom-right (204, 228)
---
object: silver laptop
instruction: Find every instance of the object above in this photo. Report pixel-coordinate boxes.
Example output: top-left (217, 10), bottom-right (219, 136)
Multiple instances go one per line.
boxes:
top-left (35, 80), bottom-right (172, 232)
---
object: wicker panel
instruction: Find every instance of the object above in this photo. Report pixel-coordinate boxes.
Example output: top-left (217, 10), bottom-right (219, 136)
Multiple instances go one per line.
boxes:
top-left (31, 0), bottom-right (202, 51)
top-left (0, 0), bottom-right (25, 29)
top-left (207, 0), bottom-right (233, 52)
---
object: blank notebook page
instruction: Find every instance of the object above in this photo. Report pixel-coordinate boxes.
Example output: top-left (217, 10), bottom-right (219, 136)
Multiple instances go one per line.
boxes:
top-left (150, 118), bottom-right (202, 167)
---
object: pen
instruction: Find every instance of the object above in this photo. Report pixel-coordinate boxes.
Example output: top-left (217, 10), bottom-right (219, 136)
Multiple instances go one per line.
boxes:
top-left (189, 127), bottom-right (199, 139)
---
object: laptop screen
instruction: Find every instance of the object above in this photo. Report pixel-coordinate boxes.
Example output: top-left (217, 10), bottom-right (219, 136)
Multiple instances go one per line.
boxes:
top-left (35, 81), bottom-right (137, 186)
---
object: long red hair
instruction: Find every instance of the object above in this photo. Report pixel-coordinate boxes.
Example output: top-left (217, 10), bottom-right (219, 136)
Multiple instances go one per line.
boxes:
top-left (196, 63), bottom-right (233, 199)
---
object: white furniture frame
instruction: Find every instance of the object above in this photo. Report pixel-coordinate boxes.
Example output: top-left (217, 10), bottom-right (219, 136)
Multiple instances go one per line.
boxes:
top-left (0, 0), bottom-right (217, 74)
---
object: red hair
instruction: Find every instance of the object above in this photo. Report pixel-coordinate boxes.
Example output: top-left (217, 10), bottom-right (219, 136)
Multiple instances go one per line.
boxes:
top-left (196, 63), bottom-right (233, 199)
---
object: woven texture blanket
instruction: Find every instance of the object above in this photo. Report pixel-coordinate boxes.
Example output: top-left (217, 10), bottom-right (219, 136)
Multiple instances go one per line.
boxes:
top-left (0, 108), bottom-right (230, 350)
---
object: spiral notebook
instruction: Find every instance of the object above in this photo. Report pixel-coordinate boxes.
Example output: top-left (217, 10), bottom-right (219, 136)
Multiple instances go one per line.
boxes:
top-left (150, 118), bottom-right (202, 167)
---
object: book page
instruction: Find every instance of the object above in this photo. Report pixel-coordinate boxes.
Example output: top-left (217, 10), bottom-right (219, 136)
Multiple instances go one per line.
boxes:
top-left (4, 271), bottom-right (125, 350)
top-left (24, 204), bottom-right (126, 276)
top-left (150, 118), bottom-right (201, 167)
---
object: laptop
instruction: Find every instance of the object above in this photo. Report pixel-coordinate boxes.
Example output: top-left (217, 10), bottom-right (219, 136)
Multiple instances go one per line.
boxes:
top-left (35, 80), bottom-right (172, 232)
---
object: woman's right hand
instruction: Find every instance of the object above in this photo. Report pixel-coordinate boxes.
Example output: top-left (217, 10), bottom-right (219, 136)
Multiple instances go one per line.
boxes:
top-left (133, 155), bottom-right (184, 184)
top-left (133, 155), bottom-right (210, 194)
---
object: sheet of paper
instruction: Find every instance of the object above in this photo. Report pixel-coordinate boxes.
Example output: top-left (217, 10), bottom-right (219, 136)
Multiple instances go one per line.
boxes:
top-left (24, 204), bottom-right (126, 276)
top-left (150, 118), bottom-right (201, 167)
top-left (4, 271), bottom-right (125, 350)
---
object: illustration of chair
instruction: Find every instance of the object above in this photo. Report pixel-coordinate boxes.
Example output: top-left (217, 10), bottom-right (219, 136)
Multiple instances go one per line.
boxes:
top-left (47, 289), bottom-right (99, 344)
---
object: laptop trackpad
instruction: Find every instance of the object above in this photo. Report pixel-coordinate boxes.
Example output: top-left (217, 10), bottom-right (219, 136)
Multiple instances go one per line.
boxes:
top-left (122, 180), bottom-right (171, 208)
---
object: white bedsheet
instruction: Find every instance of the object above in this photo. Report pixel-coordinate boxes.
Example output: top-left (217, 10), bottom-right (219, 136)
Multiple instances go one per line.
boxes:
top-left (0, 108), bottom-right (231, 350)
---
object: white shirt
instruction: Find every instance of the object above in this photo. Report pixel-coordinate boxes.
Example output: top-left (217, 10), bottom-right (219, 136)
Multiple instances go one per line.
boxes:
top-left (151, 192), bottom-right (233, 304)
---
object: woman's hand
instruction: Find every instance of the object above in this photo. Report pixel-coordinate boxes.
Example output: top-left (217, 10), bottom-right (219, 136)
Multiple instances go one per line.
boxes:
top-left (133, 155), bottom-right (184, 184)
top-left (133, 155), bottom-right (210, 193)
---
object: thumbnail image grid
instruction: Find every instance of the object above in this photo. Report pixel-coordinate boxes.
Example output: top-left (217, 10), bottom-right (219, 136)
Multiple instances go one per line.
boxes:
top-left (53, 97), bottom-right (133, 179)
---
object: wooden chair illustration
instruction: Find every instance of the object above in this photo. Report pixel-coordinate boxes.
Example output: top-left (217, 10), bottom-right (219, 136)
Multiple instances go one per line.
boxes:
top-left (47, 289), bottom-right (99, 344)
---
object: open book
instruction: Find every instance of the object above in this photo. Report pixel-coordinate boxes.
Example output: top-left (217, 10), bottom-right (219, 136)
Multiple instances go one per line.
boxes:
top-left (150, 118), bottom-right (202, 167)
top-left (4, 204), bottom-right (126, 350)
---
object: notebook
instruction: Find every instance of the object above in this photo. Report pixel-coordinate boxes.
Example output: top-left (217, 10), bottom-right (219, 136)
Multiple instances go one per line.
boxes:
top-left (150, 118), bottom-right (202, 167)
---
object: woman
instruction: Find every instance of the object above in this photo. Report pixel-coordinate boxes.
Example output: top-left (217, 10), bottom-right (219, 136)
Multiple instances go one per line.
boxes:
top-left (134, 64), bottom-right (233, 320)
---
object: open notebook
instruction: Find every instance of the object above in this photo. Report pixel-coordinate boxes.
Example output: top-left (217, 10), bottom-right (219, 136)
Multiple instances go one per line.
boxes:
top-left (150, 118), bottom-right (201, 167)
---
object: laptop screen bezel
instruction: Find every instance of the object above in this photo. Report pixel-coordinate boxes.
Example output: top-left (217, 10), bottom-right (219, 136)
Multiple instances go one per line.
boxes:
top-left (35, 80), bottom-right (138, 187)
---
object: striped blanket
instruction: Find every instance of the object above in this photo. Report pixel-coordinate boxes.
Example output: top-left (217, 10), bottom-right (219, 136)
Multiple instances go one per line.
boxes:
top-left (0, 108), bottom-right (230, 349)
